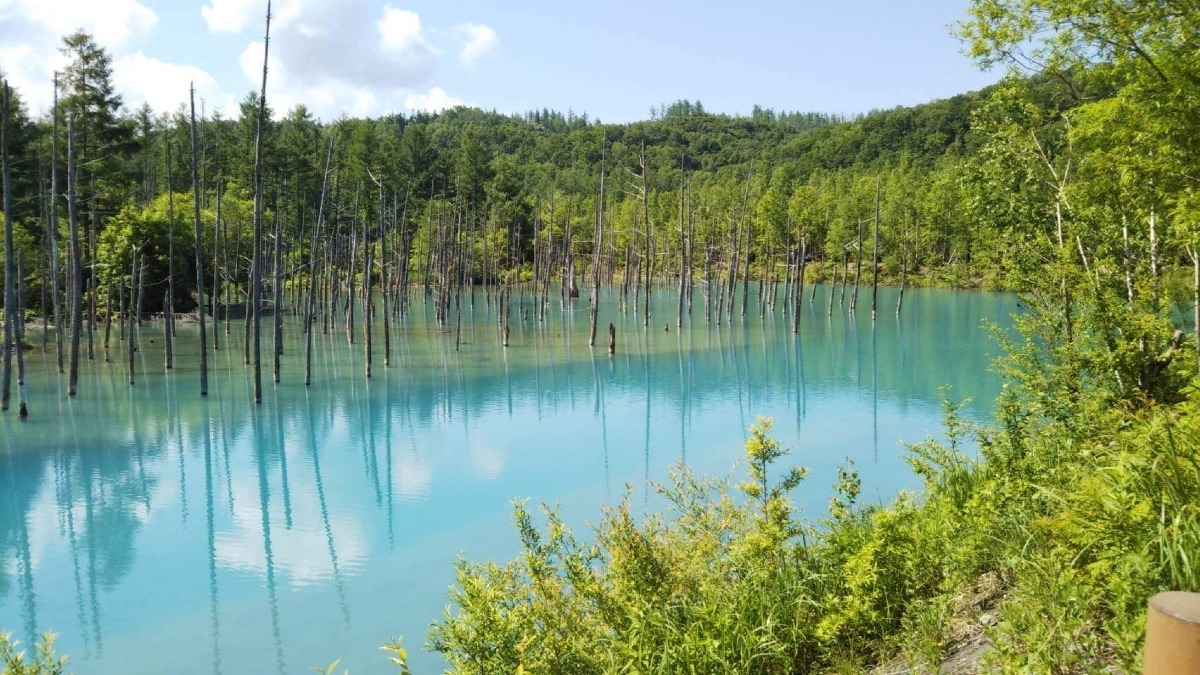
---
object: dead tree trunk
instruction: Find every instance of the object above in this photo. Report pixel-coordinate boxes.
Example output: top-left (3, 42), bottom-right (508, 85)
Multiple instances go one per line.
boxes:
top-left (87, 192), bottom-right (96, 360)
top-left (103, 283), bottom-right (112, 359)
top-left (50, 74), bottom-right (64, 374)
top-left (346, 187), bottom-right (360, 343)
top-left (164, 139), bottom-right (175, 368)
top-left (15, 251), bottom-right (26, 417)
top-left (305, 134), bottom-right (334, 387)
top-left (128, 249), bottom-right (138, 385)
top-left (380, 183), bottom-right (391, 367)
top-left (363, 193), bottom-right (373, 379)
top-left (703, 234), bottom-right (712, 323)
top-left (871, 179), bottom-right (880, 322)
top-left (163, 289), bottom-right (173, 370)
top-left (640, 141), bottom-right (651, 328)
top-left (851, 219), bottom-right (863, 314)
top-left (272, 196), bottom-right (284, 384)
top-left (67, 117), bottom-right (83, 396)
top-left (190, 83), bottom-right (208, 395)
top-left (589, 139), bottom-right (606, 347)
top-left (793, 223), bottom-right (806, 334)
top-left (249, 0), bottom-right (272, 404)
top-left (136, 251), bottom-right (146, 327)
top-left (1, 81), bottom-right (13, 411)
top-left (739, 163), bottom-right (753, 320)
top-left (677, 154), bottom-right (686, 328)
top-left (741, 211), bottom-right (751, 319)
top-left (897, 211), bottom-right (910, 317)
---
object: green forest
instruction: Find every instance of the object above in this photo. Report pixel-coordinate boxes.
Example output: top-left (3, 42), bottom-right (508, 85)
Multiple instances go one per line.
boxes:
top-left (1, 0), bottom-right (1199, 672)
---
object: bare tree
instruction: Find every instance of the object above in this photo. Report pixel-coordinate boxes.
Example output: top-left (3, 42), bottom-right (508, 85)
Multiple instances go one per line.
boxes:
top-left (50, 74), bottom-right (64, 373)
top-left (164, 140), bottom-right (175, 368)
top-left (190, 83), bottom-right (208, 395)
top-left (305, 134), bottom-right (334, 387)
top-left (589, 137), bottom-right (606, 347)
top-left (249, 0), bottom-right (273, 403)
top-left (1, 81), bottom-right (14, 411)
top-left (67, 116), bottom-right (83, 396)
top-left (871, 178), bottom-right (880, 321)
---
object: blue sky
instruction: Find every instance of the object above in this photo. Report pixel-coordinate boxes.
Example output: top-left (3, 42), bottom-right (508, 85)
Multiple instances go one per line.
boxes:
top-left (0, 0), bottom-right (999, 122)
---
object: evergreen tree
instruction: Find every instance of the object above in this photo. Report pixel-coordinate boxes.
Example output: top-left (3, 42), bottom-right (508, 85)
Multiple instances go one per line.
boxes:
top-left (58, 30), bottom-right (132, 207)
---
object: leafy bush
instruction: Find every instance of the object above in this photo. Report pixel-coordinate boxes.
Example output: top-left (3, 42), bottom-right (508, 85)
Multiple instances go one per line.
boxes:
top-left (429, 382), bottom-right (1200, 673)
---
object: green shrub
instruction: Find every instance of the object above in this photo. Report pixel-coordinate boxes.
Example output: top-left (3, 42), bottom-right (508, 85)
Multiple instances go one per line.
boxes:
top-left (428, 379), bottom-right (1200, 673)
top-left (0, 633), bottom-right (67, 675)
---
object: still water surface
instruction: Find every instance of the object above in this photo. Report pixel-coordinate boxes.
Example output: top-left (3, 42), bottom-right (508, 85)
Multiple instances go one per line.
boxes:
top-left (0, 285), bottom-right (1015, 673)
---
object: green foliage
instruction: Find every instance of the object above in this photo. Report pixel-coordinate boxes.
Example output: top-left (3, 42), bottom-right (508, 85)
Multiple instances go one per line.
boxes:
top-left (429, 418), bottom-right (826, 674)
top-left (380, 637), bottom-right (413, 675)
top-left (0, 633), bottom-right (67, 675)
top-left (430, 359), bottom-right (1200, 673)
top-left (312, 660), bottom-right (346, 675)
top-left (4, 5), bottom-right (1200, 672)
top-left (94, 190), bottom-right (256, 314)
top-left (8, 26), bottom-right (1168, 328)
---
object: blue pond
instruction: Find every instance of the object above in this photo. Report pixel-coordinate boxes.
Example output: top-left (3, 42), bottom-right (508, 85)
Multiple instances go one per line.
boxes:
top-left (0, 284), bottom-right (1015, 673)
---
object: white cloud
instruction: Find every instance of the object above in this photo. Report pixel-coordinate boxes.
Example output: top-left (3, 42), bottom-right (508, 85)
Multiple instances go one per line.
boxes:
top-left (392, 451), bottom-right (433, 501)
top-left (0, 0), bottom-right (159, 114)
top-left (269, 0), bottom-right (435, 87)
top-left (4, 0), bottom-right (157, 49)
top-left (404, 86), bottom-right (463, 112)
top-left (200, 0), bottom-right (303, 34)
top-left (0, 0), bottom-right (490, 121)
top-left (217, 474), bottom-right (369, 588)
top-left (238, 38), bottom-right (276, 92)
top-left (239, 38), bottom-right (389, 119)
top-left (0, 42), bottom-right (64, 113)
top-left (233, 0), bottom-right (452, 119)
top-left (113, 52), bottom-right (229, 116)
top-left (378, 6), bottom-right (427, 56)
top-left (456, 23), bottom-right (497, 65)
top-left (200, 0), bottom-right (260, 33)
top-left (468, 438), bottom-right (505, 480)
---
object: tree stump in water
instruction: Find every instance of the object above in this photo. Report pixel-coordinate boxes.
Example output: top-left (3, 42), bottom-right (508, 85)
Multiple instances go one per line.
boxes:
top-left (608, 323), bottom-right (616, 355)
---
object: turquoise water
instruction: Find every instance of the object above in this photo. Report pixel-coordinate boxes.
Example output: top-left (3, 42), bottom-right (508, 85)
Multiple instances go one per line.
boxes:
top-left (0, 284), bottom-right (1015, 673)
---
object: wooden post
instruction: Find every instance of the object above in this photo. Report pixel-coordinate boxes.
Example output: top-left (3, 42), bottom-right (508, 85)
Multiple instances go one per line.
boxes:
top-left (1144, 592), bottom-right (1200, 673)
